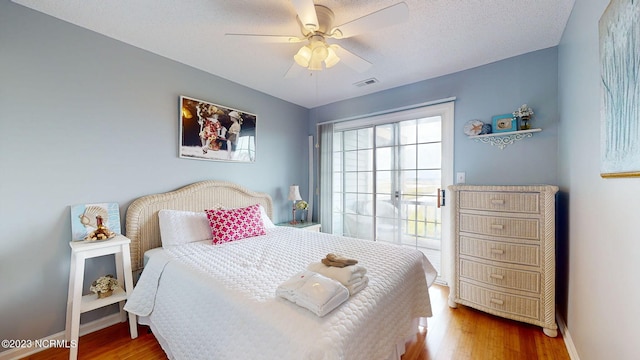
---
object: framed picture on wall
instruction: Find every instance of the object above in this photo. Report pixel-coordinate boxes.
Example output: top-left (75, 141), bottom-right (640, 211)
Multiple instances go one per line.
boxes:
top-left (491, 114), bottom-right (517, 133)
top-left (70, 203), bottom-right (121, 241)
top-left (179, 96), bottom-right (257, 162)
top-left (599, 0), bottom-right (640, 178)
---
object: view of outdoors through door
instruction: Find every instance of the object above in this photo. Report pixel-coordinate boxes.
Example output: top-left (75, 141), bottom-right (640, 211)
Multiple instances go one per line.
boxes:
top-left (331, 116), bottom-right (443, 274)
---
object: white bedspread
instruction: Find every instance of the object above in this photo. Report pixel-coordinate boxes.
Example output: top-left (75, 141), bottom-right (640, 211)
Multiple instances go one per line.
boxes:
top-left (125, 227), bottom-right (437, 360)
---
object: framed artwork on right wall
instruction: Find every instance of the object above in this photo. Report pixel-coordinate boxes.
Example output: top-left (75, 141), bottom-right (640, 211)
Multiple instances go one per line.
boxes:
top-left (599, 0), bottom-right (640, 178)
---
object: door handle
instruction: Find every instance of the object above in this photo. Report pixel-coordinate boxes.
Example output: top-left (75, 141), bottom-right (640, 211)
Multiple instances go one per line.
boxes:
top-left (437, 188), bottom-right (445, 208)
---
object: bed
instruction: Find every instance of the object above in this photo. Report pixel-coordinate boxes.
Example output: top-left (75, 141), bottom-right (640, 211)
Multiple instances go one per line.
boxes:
top-left (123, 180), bottom-right (437, 360)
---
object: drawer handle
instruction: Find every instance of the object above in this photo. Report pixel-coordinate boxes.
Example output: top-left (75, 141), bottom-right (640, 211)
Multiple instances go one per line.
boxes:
top-left (491, 199), bottom-right (505, 205)
top-left (490, 298), bottom-right (504, 305)
top-left (491, 224), bottom-right (504, 230)
top-left (490, 273), bottom-right (504, 280)
top-left (490, 249), bottom-right (505, 255)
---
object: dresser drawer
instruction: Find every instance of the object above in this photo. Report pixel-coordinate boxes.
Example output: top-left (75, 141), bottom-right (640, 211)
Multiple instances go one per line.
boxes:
top-left (459, 236), bottom-right (540, 266)
top-left (459, 214), bottom-right (539, 240)
top-left (458, 282), bottom-right (540, 320)
top-left (459, 191), bottom-right (540, 213)
top-left (459, 258), bottom-right (540, 293)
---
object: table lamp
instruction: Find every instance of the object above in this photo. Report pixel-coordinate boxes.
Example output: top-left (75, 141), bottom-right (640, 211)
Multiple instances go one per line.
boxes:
top-left (288, 185), bottom-right (302, 224)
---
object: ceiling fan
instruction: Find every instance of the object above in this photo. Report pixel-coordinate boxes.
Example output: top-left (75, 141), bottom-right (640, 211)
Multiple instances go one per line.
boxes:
top-left (225, 0), bottom-right (409, 74)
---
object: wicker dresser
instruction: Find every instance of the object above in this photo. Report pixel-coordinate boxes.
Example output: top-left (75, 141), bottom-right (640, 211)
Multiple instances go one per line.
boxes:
top-left (448, 185), bottom-right (559, 337)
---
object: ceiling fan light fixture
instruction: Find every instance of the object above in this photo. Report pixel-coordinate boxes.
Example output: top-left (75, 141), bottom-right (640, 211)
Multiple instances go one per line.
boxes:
top-left (294, 36), bottom-right (341, 71)
top-left (308, 56), bottom-right (323, 71)
top-left (324, 45), bottom-right (340, 68)
top-left (311, 42), bottom-right (329, 62)
top-left (294, 45), bottom-right (312, 67)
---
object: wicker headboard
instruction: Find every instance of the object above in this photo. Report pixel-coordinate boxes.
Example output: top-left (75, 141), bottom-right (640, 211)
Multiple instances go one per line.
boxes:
top-left (125, 180), bottom-right (273, 272)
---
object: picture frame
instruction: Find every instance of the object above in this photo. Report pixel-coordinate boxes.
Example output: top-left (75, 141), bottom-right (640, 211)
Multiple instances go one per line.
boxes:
top-left (179, 96), bottom-right (257, 162)
top-left (491, 114), bottom-right (517, 133)
top-left (599, 0), bottom-right (640, 178)
top-left (70, 203), bottom-right (121, 241)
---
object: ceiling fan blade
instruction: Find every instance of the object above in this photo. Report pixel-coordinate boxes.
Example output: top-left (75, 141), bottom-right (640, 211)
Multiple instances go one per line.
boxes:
top-left (331, 2), bottom-right (409, 39)
top-left (224, 33), bottom-right (304, 43)
top-left (332, 45), bottom-right (372, 73)
top-left (290, 0), bottom-right (319, 32)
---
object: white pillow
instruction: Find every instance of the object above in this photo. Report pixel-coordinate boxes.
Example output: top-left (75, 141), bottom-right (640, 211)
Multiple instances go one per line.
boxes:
top-left (158, 209), bottom-right (212, 247)
top-left (258, 204), bottom-right (276, 228)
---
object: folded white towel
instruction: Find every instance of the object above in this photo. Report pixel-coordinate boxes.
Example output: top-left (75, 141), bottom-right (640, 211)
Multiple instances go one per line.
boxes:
top-left (346, 276), bottom-right (369, 296)
top-left (276, 270), bottom-right (349, 317)
top-left (307, 262), bottom-right (367, 286)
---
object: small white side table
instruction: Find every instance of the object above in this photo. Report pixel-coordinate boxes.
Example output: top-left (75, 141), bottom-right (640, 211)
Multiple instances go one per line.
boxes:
top-left (65, 235), bottom-right (138, 360)
top-left (276, 221), bottom-right (322, 232)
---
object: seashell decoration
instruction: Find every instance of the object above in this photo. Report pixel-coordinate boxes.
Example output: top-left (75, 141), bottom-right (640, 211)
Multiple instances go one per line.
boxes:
top-left (79, 206), bottom-right (108, 228)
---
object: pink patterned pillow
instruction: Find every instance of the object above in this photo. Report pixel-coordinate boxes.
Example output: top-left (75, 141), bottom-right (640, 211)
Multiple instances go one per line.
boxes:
top-left (205, 204), bottom-right (266, 244)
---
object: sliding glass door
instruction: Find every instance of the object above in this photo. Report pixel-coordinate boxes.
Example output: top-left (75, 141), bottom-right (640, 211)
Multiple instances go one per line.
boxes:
top-left (328, 102), bottom-right (453, 281)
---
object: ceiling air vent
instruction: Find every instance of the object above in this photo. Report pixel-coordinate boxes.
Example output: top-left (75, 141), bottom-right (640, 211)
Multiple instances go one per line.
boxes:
top-left (353, 78), bottom-right (379, 87)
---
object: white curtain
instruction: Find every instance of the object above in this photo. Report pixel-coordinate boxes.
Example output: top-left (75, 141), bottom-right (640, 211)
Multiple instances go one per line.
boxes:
top-left (318, 122), bottom-right (333, 233)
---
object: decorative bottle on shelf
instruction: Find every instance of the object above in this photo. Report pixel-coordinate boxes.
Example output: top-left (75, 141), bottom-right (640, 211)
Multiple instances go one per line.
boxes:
top-left (90, 215), bottom-right (112, 240)
top-left (520, 116), bottom-right (531, 130)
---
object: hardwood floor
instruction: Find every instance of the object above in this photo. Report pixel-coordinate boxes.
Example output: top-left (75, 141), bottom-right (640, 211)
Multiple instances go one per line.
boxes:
top-left (401, 285), bottom-right (570, 360)
top-left (22, 285), bottom-right (569, 360)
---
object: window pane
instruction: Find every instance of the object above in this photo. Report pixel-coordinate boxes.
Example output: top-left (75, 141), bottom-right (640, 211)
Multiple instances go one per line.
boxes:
top-left (344, 130), bottom-right (358, 151)
top-left (417, 143), bottom-right (441, 169)
top-left (376, 124), bottom-right (394, 147)
top-left (358, 149), bottom-right (373, 171)
top-left (333, 132), bottom-right (342, 152)
top-left (400, 145), bottom-right (417, 170)
top-left (344, 172), bottom-right (358, 193)
top-left (399, 119), bottom-right (417, 145)
top-left (344, 150), bottom-right (357, 170)
top-left (358, 171), bottom-right (373, 193)
top-left (376, 214), bottom-right (397, 242)
top-left (376, 171), bottom-right (393, 194)
top-left (376, 147), bottom-right (393, 170)
top-left (418, 116), bottom-right (442, 143)
top-left (417, 170), bottom-right (440, 195)
top-left (399, 170), bottom-right (417, 195)
top-left (344, 193), bottom-right (357, 214)
top-left (332, 152), bottom-right (342, 171)
top-left (332, 213), bottom-right (344, 235)
top-left (357, 193), bottom-right (374, 214)
top-left (332, 171), bottom-right (342, 192)
top-left (344, 214), bottom-right (358, 237)
top-left (357, 128), bottom-right (374, 149)
top-left (332, 192), bottom-right (342, 212)
top-left (355, 215), bottom-right (374, 239)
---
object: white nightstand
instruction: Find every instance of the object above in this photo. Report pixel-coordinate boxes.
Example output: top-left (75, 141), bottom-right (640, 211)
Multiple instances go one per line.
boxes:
top-left (65, 235), bottom-right (138, 359)
top-left (277, 221), bottom-right (321, 232)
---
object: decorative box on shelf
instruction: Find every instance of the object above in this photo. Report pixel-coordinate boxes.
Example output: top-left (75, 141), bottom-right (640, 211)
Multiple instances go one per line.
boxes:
top-left (468, 128), bottom-right (541, 149)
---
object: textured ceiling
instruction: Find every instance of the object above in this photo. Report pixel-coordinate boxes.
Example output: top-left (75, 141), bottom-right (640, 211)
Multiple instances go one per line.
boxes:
top-left (12, 0), bottom-right (575, 109)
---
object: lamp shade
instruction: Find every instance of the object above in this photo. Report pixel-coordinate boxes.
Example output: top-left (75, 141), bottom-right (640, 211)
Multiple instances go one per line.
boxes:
top-left (293, 38), bottom-right (341, 71)
top-left (294, 45), bottom-right (312, 67)
top-left (324, 45), bottom-right (340, 68)
top-left (288, 185), bottom-right (302, 201)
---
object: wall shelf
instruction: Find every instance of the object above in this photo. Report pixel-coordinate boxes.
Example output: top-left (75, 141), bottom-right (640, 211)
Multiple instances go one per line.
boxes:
top-left (469, 128), bottom-right (541, 149)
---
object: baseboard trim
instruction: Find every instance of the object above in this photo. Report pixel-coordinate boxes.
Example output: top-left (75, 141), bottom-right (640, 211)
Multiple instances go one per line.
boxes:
top-left (557, 311), bottom-right (580, 360)
top-left (0, 314), bottom-right (122, 360)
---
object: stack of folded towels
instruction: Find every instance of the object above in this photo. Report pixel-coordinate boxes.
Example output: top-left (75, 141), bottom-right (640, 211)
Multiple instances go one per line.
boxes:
top-left (276, 253), bottom-right (369, 317)
top-left (308, 253), bottom-right (369, 296)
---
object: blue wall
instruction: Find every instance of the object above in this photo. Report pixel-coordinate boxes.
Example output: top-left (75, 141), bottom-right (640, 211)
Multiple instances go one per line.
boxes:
top-left (0, 1), bottom-right (309, 346)
top-left (558, 0), bottom-right (640, 358)
top-left (311, 47), bottom-right (559, 187)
